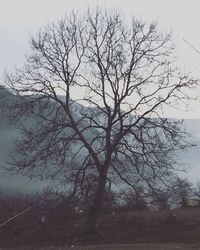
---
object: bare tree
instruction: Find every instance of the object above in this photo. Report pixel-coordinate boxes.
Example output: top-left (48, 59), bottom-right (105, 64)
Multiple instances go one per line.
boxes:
top-left (194, 181), bottom-right (200, 199)
top-left (171, 177), bottom-right (194, 208)
top-left (3, 9), bottom-right (198, 233)
top-left (150, 188), bottom-right (171, 210)
top-left (120, 188), bottom-right (147, 211)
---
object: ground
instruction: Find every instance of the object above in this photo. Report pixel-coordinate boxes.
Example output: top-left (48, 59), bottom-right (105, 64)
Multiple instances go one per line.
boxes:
top-left (3, 244), bottom-right (200, 249)
top-left (1, 208), bottom-right (200, 249)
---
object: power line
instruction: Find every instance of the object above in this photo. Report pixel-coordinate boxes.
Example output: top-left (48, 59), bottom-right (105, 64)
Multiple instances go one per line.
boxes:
top-left (183, 38), bottom-right (200, 55)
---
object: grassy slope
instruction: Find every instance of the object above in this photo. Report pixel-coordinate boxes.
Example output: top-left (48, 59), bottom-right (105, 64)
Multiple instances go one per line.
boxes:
top-left (1, 208), bottom-right (200, 248)
top-left (95, 209), bottom-right (200, 244)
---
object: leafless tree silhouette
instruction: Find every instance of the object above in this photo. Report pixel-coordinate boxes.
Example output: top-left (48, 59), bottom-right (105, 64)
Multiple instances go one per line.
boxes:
top-left (4, 9), bottom-right (198, 232)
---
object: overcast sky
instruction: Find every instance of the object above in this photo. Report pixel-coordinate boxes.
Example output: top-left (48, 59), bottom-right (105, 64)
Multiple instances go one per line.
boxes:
top-left (1, 0), bottom-right (200, 118)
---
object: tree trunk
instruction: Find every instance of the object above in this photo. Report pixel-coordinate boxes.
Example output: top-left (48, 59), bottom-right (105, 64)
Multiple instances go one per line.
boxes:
top-left (84, 173), bottom-right (107, 234)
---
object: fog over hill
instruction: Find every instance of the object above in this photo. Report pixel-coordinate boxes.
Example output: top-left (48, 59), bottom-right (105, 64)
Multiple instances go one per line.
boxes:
top-left (0, 87), bottom-right (200, 194)
top-left (179, 119), bottom-right (200, 182)
top-left (0, 87), bottom-right (54, 193)
top-left (0, 105), bottom-right (52, 194)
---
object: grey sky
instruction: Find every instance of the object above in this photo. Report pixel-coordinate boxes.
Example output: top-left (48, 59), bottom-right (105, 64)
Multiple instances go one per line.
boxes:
top-left (1, 0), bottom-right (200, 118)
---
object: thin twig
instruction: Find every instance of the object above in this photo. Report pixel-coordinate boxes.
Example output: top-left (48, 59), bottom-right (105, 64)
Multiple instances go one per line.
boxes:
top-left (0, 207), bottom-right (32, 228)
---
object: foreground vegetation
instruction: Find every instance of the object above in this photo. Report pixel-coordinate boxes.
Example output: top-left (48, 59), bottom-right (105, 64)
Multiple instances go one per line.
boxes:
top-left (4, 243), bottom-right (200, 250)
top-left (1, 207), bottom-right (200, 249)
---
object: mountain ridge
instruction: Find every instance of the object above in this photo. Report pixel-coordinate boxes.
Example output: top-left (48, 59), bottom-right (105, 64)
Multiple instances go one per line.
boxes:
top-left (0, 87), bottom-right (200, 193)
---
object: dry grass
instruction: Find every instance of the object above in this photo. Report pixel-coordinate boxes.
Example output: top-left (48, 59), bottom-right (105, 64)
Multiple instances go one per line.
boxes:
top-left (61, 243), bottom-right (200, 250)
top-left (2, 208), bottom-right (200, 248)
top-left (4, 243), bottom-right (200, 250)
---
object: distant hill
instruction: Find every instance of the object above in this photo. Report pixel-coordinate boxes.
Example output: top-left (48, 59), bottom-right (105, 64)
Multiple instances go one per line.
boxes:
top-left (179, 119), bottom-right (200, 182)
top-left (0, 87), bottom-right (54, 193)
top-left (0, 86), bottom-right (200, 193)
